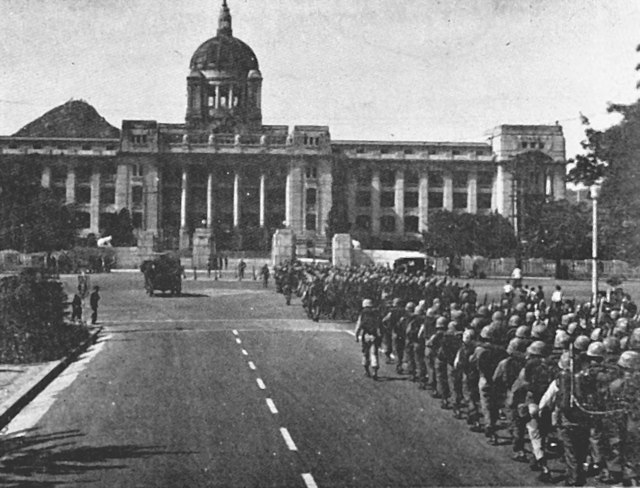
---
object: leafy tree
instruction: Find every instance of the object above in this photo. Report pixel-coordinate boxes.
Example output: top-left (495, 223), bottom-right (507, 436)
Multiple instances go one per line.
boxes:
top-left (104, 208), bottom-right (136, 246)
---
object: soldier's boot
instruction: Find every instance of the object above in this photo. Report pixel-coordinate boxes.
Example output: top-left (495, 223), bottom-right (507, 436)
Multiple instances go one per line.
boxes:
top-left (372, 368), bottom-right (379, 381)
top-left (364, 365), bottom-right (371, 377)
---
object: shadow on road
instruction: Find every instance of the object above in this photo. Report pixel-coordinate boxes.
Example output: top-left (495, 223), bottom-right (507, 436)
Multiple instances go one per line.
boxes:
top-left (150, 293), bottom-right (209, 298)
top-left (0, 428), bottom-right (192, 487)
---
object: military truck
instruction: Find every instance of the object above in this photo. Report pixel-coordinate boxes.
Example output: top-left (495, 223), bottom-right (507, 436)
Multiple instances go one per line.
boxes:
top-left (140, 253), bottom-right (183, 296)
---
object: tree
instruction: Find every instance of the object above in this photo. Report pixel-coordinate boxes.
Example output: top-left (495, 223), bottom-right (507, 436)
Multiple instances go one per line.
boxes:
top-left (103, 208), bottom-right (136, 246)
top-left (567, 105), bottom-right (640, 264)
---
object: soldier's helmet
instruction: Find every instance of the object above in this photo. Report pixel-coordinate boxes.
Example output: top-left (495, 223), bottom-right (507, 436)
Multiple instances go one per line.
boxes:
top-left (480, 325), bottom-right (495, 340)
top-left (526, 340), bottom-right (547, 357)
top-left (567, 322), bottom-right (579, 336)
top-left (477, 305), bottom-right (490, 318)
top-left (618, 350), bottom-right (640, 370)
top-left (470, 317), bottom-right (483, 330)
top-left (573, 335), bottom-right (591, 352)
top-left (508, 315), bottom-right (521, 328)
top-left (515, 302), bottom-right (527, 314)
top-left (447, 322), bottom-right (458, 334)
top-left (628, 328), bottom-right (640, 351)
top-left (558, 350), bottom-right (572, 371)
top-left (586, 341), bottom-right (606, 359)
top-left (515, 325), bottom-right (530, 339)
top-left (554, 330), bottom-right (571, 349)
top-left (525, 311), bottom-right (536, 324)
top-left (362, 299), bottom-right (374, 308)
top-left (507, 338), bottom-right (525, 355)
top-left (590, 328), bottom-right (603, 342)
top-left (603, 336), bottom-right (621, 354)
top-left (462, 328), bottom-right (475, 344)
top-left (405, 302), bottom-right (416, 313)
top-left (492, 311), bottom-right (505, 322)
top-left (610, 310), bottom-right (620, 320)
top-left (531, 323), bottom-right (548, 340)
top-left (436, 316), bottom-right (448, 329)
top-left (392, 297), bottom-right (403, 307)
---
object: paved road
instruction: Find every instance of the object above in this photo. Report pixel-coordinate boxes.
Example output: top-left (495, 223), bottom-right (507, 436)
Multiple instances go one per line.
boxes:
top-left (0, 274), bottom-right (547, 487)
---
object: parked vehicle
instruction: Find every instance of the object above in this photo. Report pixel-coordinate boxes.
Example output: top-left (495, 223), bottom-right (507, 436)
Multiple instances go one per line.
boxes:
top-left (140, 253), bottom-right (183, 296)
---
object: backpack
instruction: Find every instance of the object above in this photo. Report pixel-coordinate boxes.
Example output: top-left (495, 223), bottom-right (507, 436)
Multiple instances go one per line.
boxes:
top-left (359, 308), bottom-right (379, 336)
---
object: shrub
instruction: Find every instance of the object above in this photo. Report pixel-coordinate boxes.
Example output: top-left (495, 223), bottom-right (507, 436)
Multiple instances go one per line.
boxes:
top-left (0, 269), bottom-right (90, 363)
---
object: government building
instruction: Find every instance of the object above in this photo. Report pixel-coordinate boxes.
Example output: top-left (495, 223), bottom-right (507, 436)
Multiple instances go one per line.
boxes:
top-left (0, 1), bottom-right (567, 258)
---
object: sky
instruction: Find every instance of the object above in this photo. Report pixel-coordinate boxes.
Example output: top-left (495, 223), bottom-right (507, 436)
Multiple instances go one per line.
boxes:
top-left (1, 0), bottom-right (640, 157)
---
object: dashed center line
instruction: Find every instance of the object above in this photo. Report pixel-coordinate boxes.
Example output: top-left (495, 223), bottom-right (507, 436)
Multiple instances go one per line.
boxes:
top-left (302, 473), bottom-right (319, 488)
top-left (345, 330), bottom-right (356, 336)
top-left (266, 398), bottom-right (278, 414)
top-left (235, 337), bottom-right (242, 344)
top-left (248, 361), bottom-right (256, 370)
top-left (280, 427), bottom-right (298, 451)
top-left (241, 349), bottom-right (248, 356)
top-left (256, 378), bottom-right (266, 390)
top-left (232, 329), bottom-right (239, 336)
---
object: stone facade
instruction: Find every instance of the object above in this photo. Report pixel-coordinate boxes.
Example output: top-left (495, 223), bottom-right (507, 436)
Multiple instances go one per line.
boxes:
top-left (0, 1), bottom-right (567, 255)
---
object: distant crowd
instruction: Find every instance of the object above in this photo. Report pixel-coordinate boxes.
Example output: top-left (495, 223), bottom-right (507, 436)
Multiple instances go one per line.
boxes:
top-left (274, 261), bottom-right (640, 487)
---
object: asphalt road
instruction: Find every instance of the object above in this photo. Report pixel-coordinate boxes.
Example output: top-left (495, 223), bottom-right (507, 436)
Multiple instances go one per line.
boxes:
top-left (0, 274), bottom-right (550, 487)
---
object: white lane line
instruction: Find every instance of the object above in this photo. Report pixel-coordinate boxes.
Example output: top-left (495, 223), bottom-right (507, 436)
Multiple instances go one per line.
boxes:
top-left (345, 330), bottom-right (356, 336)
top-left (235, 337), bottom-right (242, 344)
top-left (266, 398), bottom-right (278, 414)
top-left (241, 349), bottom-right (249, 356)
top-left (232, 329), bottom-right (239, 335)
top-left (248, 361), bottom-right (256, 370)
top-left (302, 473), bottom-right (319, 488)
top-left (5, 335), bottom-right (109, 436)
top-left (256, 378), bottom-right (266, 390)
top-left (280, 427), bottom-right (298, 451)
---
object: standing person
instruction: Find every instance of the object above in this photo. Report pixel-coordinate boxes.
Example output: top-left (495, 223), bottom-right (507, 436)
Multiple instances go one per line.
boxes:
top-left (260, 264), bottom-right (270, 288)
top-left (224, 255), bottom-right (228, 270)
top-left (71, 292), bottom-right (83, 323)
top-left (381, 297), bottom-right (403, 364)
top-left (238, 259), bottom-right (246, 281)
top-left (89, 286), bottom-right (100, 325)
top-left (355, 299), bottom-right (382, 380)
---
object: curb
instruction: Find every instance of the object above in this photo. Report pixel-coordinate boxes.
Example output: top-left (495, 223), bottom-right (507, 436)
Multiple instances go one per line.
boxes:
top-left (0, 326), bottom-right (102, 430)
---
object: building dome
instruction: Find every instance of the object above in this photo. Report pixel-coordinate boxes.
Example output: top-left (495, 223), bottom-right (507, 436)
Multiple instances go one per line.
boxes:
top-left (190, 36), bottom-right (259, 73)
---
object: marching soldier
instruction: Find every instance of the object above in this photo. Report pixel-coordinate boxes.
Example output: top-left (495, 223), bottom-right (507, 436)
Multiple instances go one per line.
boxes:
top-left (355, 299), bottom-right (382, 380)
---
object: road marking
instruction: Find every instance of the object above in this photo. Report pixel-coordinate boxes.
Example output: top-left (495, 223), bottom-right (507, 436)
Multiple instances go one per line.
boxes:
top-left (266, 398), bottom-right (278, 414)
top-left (345, 330), bottom-right (355, 336)
top-left (248, 361), bottom-right (256, 370)
top-left (232, 329), bottom-right (239, 335)
top-left (280, 427), bottom-right (298, 451)
top-left (4, 335), bottom-right (109, 436)
top-left (242, 349), bottom-right (249, 356)
top-left (235, 337), bottom-right (242, 344)
top-left (256, 378), bottom-right (266, 389)
top-left (302, 473), bottom-right (318, 488)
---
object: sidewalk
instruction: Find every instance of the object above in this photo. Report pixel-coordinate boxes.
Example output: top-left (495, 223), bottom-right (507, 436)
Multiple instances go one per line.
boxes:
top-left (0, 328), bottom-right (101, 430)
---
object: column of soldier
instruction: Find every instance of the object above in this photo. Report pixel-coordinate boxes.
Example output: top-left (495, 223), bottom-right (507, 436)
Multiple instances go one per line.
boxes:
top-left (275, 262), bottom-right (640, 487)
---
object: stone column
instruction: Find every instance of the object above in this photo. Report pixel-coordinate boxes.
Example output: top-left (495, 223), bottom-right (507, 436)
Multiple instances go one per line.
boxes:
top-left (180, 167), bottom-right (188, 229)
top-left (467, 170), bottom-right (478, 214)
top-left (394, 168), bottom-right (405, 235)
top-left (41, 166), bottom-right (51, 188)
top-left (371, 169), bottom-right (381, 234)
top-left (207, 170), bottom-right (214, 228)
top-left (233, 170), bottom-right (241, 228)
top-left (495, 163), bottom-right (512, 217)
top-left (346, 171), bottom-right (356, 228)
top-left (443, 171), bottom-right (453, 211)
top-left (144, 163), bottom-right (159, 232)
top-left (229, 85), bottom-right (234, 108)
top-left (259, 173), bottom-right (266, 227)
top-left (65, 167), bottom-right (76, 204)
top-left (115, 163), bottom-right (130, 210)
top-left (90, 167), bottom-right (101, 233)
top-left (285, 163), bottom-right (303, 233)
top-left (418, 170), bottom-right (429, 232)
top-left (317, 159), bottom-right (333, 238)
top-left (215, 85), bottom-right (220, 109)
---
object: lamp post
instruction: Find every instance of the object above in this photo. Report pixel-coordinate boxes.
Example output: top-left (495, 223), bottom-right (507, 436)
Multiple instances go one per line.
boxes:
top-left (590, 183), bottom-right (602, 305)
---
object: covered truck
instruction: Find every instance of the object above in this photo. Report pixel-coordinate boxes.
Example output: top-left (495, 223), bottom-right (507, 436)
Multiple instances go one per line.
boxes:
top-left (140, 253), bottom-right (183, 296)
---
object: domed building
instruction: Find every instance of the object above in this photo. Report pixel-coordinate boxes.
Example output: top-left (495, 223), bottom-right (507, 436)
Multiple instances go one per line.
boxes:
top-left (0, 1), bottom-right (567, 263)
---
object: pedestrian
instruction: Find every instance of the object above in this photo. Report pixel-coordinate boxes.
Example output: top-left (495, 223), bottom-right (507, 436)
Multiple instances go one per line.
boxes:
top-left (238, 259), bottom-right (246, 281)
top-left (71, 292), bottom-right (83, 323)
top-left (89, 286), bottom-right (100, 325)
top-left (260, 264), bottom-right (270, 288)
top-left (355, 299), bottom-right (382, 380)
top-left (224, 255), bottom-right (228, 270)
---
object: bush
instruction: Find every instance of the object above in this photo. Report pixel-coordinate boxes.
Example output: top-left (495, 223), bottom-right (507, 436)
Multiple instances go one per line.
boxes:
top-left (0, 269), bottom-right (90, 363)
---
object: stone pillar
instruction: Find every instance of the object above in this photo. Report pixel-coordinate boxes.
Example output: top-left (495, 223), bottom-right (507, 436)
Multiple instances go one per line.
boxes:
top-left (285, 163), bottom-right (303, 233)
top-left (41, 166), bottom-right (51, 188)
top-left (66, 167), bottom-right (76, 205)
top-left (332, 233), bottom-right (352, 267)
top-left (90, 167), bottom-right (101, 233)
top-left (552, 166), bottom-right (566, 200)
top-left (347, 171), bottom-right (356, 228)
top-left (215, 85), bottom-right (220, 109)
top-left (115, 163), bottom-right (130, 210)
top-left (271, 228), bottom-right (296, 266)
top-left (229, 85), bottom-right (234, 107)
top-left (207, 171), bottom-right (214, 228)
top-left (495, 163), bottom-right (512, 217)
top-left (467, 170), bottom-right (478, 214)
top-left (192, 228), bottom-right (212, 268)
top-left (394, 168), bottom-right (405, 235)
top-left (443, 171), bottom-right (453, 211)
top-left (259, 173), bottom-right (266, 227)
top-left (180, 166), bottom-right (189, 249)
top-left (317, 159), bottom-right (333, 238)
top-left (144, 163), bottom-right (159, 232)
top-left (371, 169), bottom-right (381, 234)
top-left (233, 170), bottom-right (241, 228)
top-left (418, 170), bottom-right (429, 232)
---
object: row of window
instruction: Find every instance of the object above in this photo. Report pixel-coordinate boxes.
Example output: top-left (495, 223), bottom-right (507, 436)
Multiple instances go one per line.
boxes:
top-left (354, 147), bottom-right (489, 157)
top-left (50, 164), bottom-right (143, 183)
top-left (50, 185), bottom-right (144, 206)
top-left (521, 141), bottom-right (545, 150)
top-left (355, 190), bottom-right (492, 209)
top-left (4, 143), bottom-right (117, 151)
top-left (354, 169), bottom-right (494, 189)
